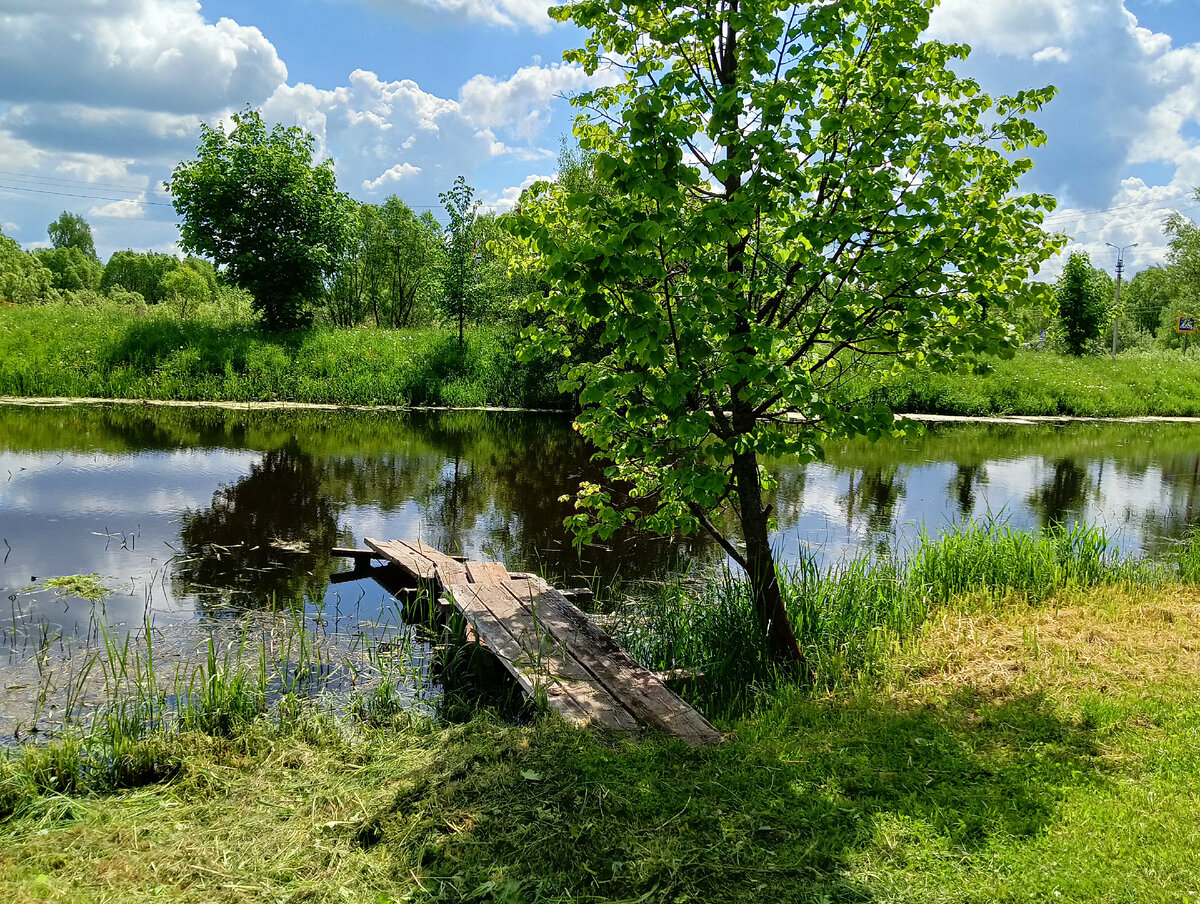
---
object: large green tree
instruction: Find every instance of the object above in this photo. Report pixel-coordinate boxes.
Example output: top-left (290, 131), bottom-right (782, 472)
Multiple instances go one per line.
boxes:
top-left (509, 0), bottom-right (1060, 665)
top-left (47, 211), bottom-right (97, 261)
top-left (168, 108), bottom-right (353, 330)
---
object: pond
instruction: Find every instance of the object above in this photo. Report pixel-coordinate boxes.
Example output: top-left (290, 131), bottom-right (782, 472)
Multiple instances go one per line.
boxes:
top-left (1, 401), bottom-right (1198, 733)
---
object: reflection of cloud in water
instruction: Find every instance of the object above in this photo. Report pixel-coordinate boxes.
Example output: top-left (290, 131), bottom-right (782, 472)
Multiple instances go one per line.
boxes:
top-left (0, 450), bottom-right (260, 516)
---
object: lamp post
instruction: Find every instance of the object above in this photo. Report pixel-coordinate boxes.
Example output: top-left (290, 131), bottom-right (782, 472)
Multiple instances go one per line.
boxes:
top-left (1106, 242), bottom-right (1138, 360)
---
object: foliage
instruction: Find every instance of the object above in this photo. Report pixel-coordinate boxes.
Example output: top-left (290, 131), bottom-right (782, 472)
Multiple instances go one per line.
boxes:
top-left (1156, 293), bottom-right (1200, 350)
top-left (100, 250), bottom-right (180, 303)
top-left (0, 228), bottom-right (54, 304)
top-left (168, 107), bottom-right (354, 331)
top-left (35, 245), bottom-right (103, 292)
top-left (1123, 265), bottom-right (1180, 335)
top-left (510, 0), bottom-right (1061, 661)
top-left (1055, 252), bottom-right (1109, 355)
top-left (325, 197), bottom-right (441, 328)
top-left (161, 265), bottom-right (212, 319)
top-left (46, 210), bottom-right (97, 260)
top-left (438, 175), bottom-right (483, 346)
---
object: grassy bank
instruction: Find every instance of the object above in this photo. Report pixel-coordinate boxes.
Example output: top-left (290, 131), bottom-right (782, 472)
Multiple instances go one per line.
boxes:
top-left (3, 583), bottom-right (1200, 902)
top-left (0, 303), bottom-right (565, 408)
top-left (4, 525), bottom-right (1200, 902)
top-left (7, 303), bottom-right (1200, 417)
top-left (858, 348), bottom-right (1200, 418)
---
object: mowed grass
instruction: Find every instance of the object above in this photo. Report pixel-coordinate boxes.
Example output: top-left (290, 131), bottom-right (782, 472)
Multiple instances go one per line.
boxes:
top-left (4, 582), bottom-right (1200, 903)
top-left (0, 303), bottom-right (565, 408)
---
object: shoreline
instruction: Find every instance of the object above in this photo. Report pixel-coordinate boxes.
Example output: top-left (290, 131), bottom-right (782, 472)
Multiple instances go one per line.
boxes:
top-left (4, 395), bottom-right (1200, 424)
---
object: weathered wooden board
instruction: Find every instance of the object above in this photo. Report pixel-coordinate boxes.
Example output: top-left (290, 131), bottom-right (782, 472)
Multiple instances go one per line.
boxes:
top-left (365, 538), bottom-right (437, 581)
top-left (465, 561), bottom-right (511, 586)
top-left (447, 581), bottom-right (639, 732)
top-left (502, 579), bottom-right (722, 746)
top-left (398, 540), bottom-right (469, 587)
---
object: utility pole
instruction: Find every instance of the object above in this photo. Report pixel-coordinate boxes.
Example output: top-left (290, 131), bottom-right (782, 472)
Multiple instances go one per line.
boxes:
top-left (1106, 242), bottom-right (1138, 360)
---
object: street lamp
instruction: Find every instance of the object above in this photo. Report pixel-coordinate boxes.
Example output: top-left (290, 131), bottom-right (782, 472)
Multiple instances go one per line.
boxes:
top-left (1105, 242), bottom-right (1138, 360)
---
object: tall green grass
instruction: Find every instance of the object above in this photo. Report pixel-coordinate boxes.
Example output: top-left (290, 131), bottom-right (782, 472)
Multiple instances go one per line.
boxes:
top-left (845, 348), bottom-right (1200, 417)
top-left (0, 602), bottom-right (431, 813)
top-left (614, 522), bottom-right (1200, 712)
top-left (0, 302), bottom-right (567, 408)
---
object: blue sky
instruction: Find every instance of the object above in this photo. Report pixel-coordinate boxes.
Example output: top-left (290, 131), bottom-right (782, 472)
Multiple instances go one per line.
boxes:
top-left (2, 0), bottom-right (1200, 278)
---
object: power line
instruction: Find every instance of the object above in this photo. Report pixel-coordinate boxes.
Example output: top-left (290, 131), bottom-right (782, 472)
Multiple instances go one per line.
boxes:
top-left (1042, 192), bottom-right (1196, 225)
top-left (0, 182), bottom-right (173, 208)
top-left (0, 168), bottom-right (154, 195)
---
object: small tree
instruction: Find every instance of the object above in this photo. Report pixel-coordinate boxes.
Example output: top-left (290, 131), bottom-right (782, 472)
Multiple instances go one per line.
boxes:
top-left (47, 211), bottom-right (97, 261)
top-left (510, 0), bottom-right (1061, 665)
top-left (168, 107), bottom-right (353, 331)
top-left (161, 266), bottom-right (211, 319)
top-left (1056, 253), bottom-right (1108, 355)
top-left (438, 176), bottom-right (482, 347)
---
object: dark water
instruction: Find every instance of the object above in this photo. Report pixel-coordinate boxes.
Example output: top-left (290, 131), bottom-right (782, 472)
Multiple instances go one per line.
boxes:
top-left (1, 402), bottom-right (1199, 648)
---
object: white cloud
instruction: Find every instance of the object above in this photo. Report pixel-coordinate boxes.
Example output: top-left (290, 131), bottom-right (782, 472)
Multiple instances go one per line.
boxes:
top-left (0, 0), bottom-right (287, 114)
top-left (55, 155), bottom-right (142, 185)
top-left (263, 62), bottom-right (597, 203)
top-left (363, 162), bottom-right (422, 190)
top-left (1032, 46), bottom-right (1071, 64)
top-left (459, 63), bottom-right (597, 138)
top-left (481, 171), bottom-right (553, 214)
top-left (927, 0), bottom-right (1088, 58)
top-left (89, 199), bottom-right (146, 219)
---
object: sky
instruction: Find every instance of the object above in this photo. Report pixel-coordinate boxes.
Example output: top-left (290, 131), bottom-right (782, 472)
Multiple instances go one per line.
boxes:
top-left (2, 0), bottom-right (1200, 279)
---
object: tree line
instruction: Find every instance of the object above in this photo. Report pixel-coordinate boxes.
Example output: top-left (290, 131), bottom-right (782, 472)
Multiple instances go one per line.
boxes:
top-left (1044, 216), bottom-right (1199, 356)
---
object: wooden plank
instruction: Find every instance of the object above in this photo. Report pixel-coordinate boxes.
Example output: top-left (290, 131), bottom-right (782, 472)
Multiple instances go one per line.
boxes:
top-left (364, 538), bottom-right (436, 582)
top-left (398, 540), bottom-right (468, 588)
top-left (501, 580), bottom-right (722, 746)
top-left (447, 581), bottom-right (639, 733)
top-left (331, 546), bottom-right (380, 562)
top-left (465, 561), bottom-right (511, 586)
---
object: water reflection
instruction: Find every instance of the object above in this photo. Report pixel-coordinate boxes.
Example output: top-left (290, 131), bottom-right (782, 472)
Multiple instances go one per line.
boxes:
top-left (2, 404), bottom-right (1200, 648)
top-left (1029, 459), bottom-right (1092, 529)
top-left (175, 441), bottom-right (347, 610)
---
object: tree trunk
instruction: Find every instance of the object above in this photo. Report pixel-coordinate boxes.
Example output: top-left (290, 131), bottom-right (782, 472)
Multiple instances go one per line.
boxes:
top-left (731, 443), bottom-right (807, 668)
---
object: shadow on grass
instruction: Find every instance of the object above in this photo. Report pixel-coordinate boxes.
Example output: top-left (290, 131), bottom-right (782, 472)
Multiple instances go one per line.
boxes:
top-left (364, 689), bottom-right (1106, 903)
top-left (100, 317), bottom-right (307, 375)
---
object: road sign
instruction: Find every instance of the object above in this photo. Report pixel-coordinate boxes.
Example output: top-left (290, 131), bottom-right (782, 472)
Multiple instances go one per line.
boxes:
top-left (1179, 316), bottom-right (1197, 334)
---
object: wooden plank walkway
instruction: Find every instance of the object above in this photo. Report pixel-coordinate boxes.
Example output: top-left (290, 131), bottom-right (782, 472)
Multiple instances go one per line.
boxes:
top-left (363, 538), bottom-right (721, 746)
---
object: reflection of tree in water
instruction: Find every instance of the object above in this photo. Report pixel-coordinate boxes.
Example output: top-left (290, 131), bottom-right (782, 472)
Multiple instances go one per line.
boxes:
top-left (409, 413), bottom-right (717, 585)
top-left (175, 441), bottom-right (347, 610)
top-left (1141, 453), bottom-right (1200, 557)
top-left (843, 466), bottom-right (906, 537)
top-left (1029, 458), bottom-right (1091, 529)
top-left (951, 463), bottom-right (988, 520)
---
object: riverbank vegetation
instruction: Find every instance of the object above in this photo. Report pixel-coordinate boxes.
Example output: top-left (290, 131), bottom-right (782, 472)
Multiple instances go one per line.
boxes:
top-left (9, 301), bottom-right (1200, 415)
top-left (3, 523), bottom-right (1200, 902)
top-left (0, 301), bottom-right (564, 408)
